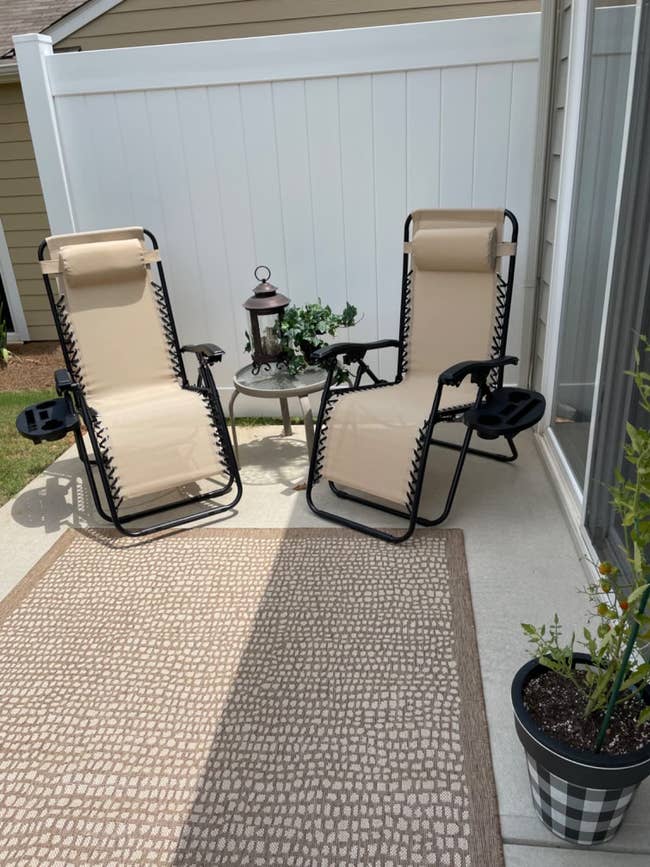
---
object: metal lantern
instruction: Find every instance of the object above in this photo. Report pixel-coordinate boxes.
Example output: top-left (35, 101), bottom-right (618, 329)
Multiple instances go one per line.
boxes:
top-left (244, 266), bottom-right (290, 374)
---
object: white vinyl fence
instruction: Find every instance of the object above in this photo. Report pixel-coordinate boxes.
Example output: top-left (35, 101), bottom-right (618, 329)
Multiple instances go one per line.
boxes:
top-left (15, 14), bottom-right (541, 406)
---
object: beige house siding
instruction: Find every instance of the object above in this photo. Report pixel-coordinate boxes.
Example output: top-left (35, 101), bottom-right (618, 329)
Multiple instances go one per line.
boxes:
top-left (4, 0), bottom-right (539, 340)
top-left (532, 0), bottom-right (571, 393)
top-left (58, 0), bottom-right (539, 50)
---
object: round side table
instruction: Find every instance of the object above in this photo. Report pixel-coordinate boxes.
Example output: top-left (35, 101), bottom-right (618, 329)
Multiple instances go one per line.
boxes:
top-left (228, 364), bottom-right (328, 466)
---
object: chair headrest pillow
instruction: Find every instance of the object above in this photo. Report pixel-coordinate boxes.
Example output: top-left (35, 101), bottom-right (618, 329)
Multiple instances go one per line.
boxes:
top-left (60, 238), bottom-right (147, 289)
top-left (412, 226), bottom-right (497, 273)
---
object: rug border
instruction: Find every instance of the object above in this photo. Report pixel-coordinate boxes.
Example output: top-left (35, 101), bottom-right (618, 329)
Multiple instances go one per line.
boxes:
top-left (446, 530), bottom-right (506, 867)
top-left (0, 529), bottom-right (78, 627)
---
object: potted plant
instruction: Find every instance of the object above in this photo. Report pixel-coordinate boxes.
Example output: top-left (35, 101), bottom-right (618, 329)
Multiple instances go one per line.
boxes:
top-left (276, 300), bottom-right (358, 382)
top-left (512, 337), bottom-right (650, 846)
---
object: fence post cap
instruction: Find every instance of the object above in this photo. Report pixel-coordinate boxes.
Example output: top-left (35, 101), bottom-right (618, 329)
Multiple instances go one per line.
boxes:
top-left (13, 33), bottom-right (54, 48)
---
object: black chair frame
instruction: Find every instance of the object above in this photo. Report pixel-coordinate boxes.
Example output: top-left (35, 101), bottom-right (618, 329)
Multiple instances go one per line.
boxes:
top-left (306, 211), bottom-right (519, 544)
top-left (38, 229), bottom-right (242, 537)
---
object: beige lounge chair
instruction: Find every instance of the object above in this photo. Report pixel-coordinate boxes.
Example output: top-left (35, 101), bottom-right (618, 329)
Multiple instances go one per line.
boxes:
top-left (306, 209), bottom-right (544, 543)
top-left (36, 227), bottom-right (242, 535)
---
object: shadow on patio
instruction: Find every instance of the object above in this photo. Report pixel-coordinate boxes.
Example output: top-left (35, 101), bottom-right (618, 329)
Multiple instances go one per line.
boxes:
top-left (171, 526), bottom-right (490, 865)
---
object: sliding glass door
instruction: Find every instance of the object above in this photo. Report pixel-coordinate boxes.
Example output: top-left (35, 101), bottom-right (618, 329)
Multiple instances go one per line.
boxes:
top-left (583, 0), bottom-right (650, 562)
top-left (550, 2), bottom-right (635, 490)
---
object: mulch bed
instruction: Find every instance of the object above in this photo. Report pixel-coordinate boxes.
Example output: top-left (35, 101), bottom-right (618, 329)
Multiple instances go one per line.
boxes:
top-left (524, 669), bottom-right (650, 756)
top-left (1, 342), bottom-right (63, 392)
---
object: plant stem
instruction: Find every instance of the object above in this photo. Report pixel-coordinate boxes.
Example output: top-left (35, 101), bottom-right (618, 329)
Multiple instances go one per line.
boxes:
top-left (595, 582), bottom-right (650, 752)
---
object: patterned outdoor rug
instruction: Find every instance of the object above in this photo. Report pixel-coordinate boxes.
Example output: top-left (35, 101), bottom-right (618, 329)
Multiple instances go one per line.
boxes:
top-left (0, 528), bottom-right (503, 866)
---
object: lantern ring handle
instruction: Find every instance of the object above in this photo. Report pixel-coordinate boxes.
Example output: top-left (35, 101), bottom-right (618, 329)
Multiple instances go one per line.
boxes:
top-left (254, 265), bottom-right (271, 282)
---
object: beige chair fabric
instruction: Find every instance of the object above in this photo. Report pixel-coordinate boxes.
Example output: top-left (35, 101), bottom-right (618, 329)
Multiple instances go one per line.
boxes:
top-left (44, 228), bottom-right (226, 501)
top-left (321, 209), bottom-right (508, 507)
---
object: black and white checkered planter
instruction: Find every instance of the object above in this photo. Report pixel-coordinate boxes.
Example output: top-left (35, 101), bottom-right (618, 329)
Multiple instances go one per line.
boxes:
top-left (524, 755), bottom-right (638, 844)
top-left (512, 654), bottom-right (650, 846)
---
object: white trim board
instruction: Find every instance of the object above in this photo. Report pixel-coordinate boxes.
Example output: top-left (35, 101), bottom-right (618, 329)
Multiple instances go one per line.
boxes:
top-left (539, 1), bottom-right (591, 429)
top-left (542, 425), bottom-right (583, 506)
top-left (0, 218), bottom-right (29, 341)
top-left (522, 0), bottom-right (562, 386)
top-left (41, 13), bottom-right (541, 96)
top-left (534, 430), bottom-right (596, 580)
top-left (45, 0), bottom-right (124, 46)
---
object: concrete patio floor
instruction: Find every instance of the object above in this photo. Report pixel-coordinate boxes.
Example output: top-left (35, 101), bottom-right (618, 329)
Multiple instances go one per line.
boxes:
top-left (1, 421), bottom-right (649, 865)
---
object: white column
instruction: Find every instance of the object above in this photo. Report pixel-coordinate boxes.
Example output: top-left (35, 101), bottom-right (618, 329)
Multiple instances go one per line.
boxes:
top-left (13, 33), bottom-right (75, 234)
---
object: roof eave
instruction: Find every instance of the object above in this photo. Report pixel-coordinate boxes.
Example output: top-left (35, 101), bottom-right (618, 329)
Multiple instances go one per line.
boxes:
top-left (44, 0), bottom-right (124, 45)
top-left (0, 0), bottom-right (124, 72)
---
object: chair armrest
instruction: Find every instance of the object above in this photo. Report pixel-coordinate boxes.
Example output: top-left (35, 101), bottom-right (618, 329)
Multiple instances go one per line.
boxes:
top-left (54, 368), bottom-right (75, 394)
top-left (438, 356), bottom-right (518, 387)
top-left (311, 339), bottom-right (400, 364)
top-left (181, 343), bottom-right (225, 364)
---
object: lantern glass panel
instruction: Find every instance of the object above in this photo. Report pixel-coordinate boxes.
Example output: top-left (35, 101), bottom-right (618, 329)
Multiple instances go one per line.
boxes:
top-left (258, 312), bottom-right (282, 357)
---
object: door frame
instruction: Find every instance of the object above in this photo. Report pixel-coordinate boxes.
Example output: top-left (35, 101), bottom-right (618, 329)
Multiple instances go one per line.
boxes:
top-left (538, 0), bottom-right (591, 440)
top-left (537, 1), bottom-right (641, 521)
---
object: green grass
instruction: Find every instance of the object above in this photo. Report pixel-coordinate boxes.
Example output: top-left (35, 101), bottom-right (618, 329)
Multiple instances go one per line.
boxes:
top-left (236, 416), bottom-right (303, 426)
top-left (0, 389), bottom-right (73, 507)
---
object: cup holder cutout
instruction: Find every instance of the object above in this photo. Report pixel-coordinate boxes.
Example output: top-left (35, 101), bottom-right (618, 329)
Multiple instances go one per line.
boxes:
top-left (508, 391), bottom-right (528, 404)
top-left (477, 414), bottom-right (501, 426)
top-left (42, 419), bottom-right (63, 430)
top-left (510, 405), bottom-right (534, 424)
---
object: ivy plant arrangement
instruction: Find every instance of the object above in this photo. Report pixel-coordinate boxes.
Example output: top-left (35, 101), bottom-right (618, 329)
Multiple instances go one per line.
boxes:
top-left (511, 336), bottom-right (650, 846)
top-left (276, 300), bottom-right (358, 381)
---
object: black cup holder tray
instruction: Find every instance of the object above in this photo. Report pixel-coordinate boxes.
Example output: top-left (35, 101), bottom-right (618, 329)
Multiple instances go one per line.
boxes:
top-left (464, 387), bottom-right (545, 440)
top-left (16, 398), bottom-right (79, 444)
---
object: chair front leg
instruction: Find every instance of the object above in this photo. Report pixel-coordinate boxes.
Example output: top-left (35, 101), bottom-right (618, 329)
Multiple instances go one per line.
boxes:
top-left (417, 425), bottom-right (475, 527)
top-left (71, 394), bottom-right (125, 527)
top-left (193, 361), bottom-right (241, 483)
top-left (417, 383), bottom-right (486, 526)
top-left (306, 364), bottom-right (338, 494)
